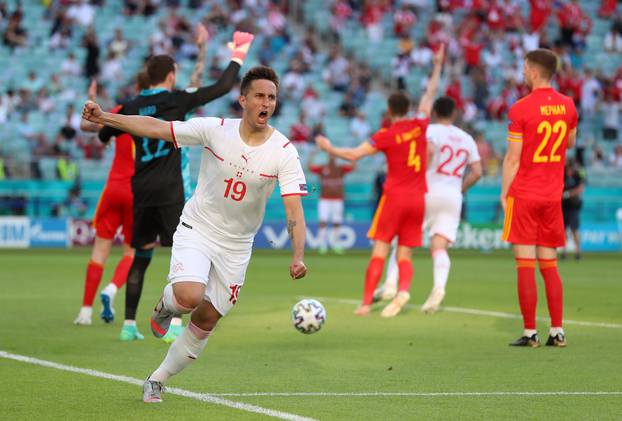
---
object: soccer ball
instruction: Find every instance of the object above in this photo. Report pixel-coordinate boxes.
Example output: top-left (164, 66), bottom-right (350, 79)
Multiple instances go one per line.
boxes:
top-left (291, 299), bottom-right (326, 334)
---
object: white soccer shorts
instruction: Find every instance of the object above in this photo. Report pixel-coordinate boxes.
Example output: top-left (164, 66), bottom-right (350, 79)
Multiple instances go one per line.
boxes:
top-left (317, 198), bottom-right (344, 224)
top-left (167, 222), bottom-right (251, 316)
top-left (424, 191), bottom-right (463, 243)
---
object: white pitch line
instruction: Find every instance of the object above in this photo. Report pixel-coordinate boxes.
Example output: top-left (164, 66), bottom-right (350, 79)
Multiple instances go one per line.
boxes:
top-left (312, 297), bottom-right (622, 329)
top-left (210, 391), bottom-right (622, 397)
top-left (0, 351), bottom-right (317, 421)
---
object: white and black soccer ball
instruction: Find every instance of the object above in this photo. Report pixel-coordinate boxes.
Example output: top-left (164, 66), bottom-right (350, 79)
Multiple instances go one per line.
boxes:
top-left (291, 299), bottom-right (326, 334)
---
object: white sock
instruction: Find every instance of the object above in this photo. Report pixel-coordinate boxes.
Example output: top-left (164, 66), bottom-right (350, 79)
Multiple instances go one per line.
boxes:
top-left (524, 329), bottom-right (537, 337)
top-left (101, 283), bottom-right (118, 298)
top-left (149, 322), bottom-right (211, 383)
top-left (124, 320), bottom-right (136, 326)
top-left (432, 249), bottom-right (450, 291)
top-left (171, 317), bottom-right (182, 327)
top-left (384, 246), bottom-right (399, 290)
top-left (318, 226), bottom-right (328, 248)
top-left (550, 327), bottom-right (564, 337)
top-left (163, 283), bottom-right (194, 314)
top-left (79, 306), bottom-right (92, 317)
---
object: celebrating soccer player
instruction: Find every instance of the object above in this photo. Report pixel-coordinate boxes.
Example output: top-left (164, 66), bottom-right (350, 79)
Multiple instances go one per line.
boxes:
top-left (82, 65), bottom-right (308, 403)
top-left (97, 29), bottom-right (253, 342)
top-left (316, 44), bottom-right (445, 318)
top-left (376, 96), bottom-right (483, 313)
top-left (501, 49), bottom-right (578, 348)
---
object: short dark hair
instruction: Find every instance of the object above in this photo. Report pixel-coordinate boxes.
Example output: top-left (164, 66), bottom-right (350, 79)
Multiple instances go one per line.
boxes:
top-left (433, 96), bottom-right (456, 118)
top-left (240, 66), bottom-right (279, 95)
top-left (525, 49), bottom-right (558, 80)
top-left (145, 55), bottom-right (175, 85)
top-left (136, 70), bottom-right (150, 90)
top-left (387, 92), bottom-right (410, 117)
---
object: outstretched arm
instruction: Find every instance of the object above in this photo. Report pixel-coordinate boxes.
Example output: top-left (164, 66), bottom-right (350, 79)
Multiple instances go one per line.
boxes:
top-left (83, 101), bottom-right (172, 142)
top-left (417, 43), bottom-right (445, 117)
top-left (283, 194), bottom-right (307, 280)
top-left (315, 135), bottom-right (377, 162)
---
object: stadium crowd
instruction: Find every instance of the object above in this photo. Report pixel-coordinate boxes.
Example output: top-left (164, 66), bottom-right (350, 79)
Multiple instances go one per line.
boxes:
top-left (0, 0), bottom-right (621, 184)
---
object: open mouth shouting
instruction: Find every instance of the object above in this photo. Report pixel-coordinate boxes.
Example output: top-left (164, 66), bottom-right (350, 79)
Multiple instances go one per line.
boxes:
top-left (257, 110), bottom-right (269, 124)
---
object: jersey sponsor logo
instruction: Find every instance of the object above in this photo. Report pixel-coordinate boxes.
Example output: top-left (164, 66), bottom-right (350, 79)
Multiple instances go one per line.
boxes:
top-left (138, 105), bottom-right (156, 116)
top-left (228, 284), bottom-right (241, 304)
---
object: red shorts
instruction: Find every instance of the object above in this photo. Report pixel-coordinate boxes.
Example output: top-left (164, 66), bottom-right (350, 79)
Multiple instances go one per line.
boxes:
top-left (93, 184), bottom-right (133, 244)
top-left (502, 196), bottom-right (565, 247)
top-left (367, 193), bottom-right (424, 247)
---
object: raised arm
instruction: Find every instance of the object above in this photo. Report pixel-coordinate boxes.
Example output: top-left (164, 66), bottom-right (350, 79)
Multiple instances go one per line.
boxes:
top-left (83, 101), bottom-right (172, 142)
top-left (183, 31), bottom-right (255, 110)
top-left (417, 43), bottom-right (445, 117)
top-left (315, 135), bottom-right (377, 162)
top-left (80, 80), bottom-right (105, 132)
top-left (188, 24), bottom-right (208, 88)
top-left (283, 194), bottom-right (307, 280)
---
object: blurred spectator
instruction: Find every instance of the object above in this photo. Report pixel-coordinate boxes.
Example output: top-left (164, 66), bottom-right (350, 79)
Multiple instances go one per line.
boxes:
top-left (82, 30), bottom-right (101, 79)
top-left (109, 28), bottom-right (130, 57)
top-left (470, 67), bottom-right (489, 114)
top-left (598, 0), bottom-right (618, 18)
top-left (22, 71), bottom-right (43, 93)
top-left (282, 59), bottom-right (306, 102)
top-left (3, 12), bottom-right (27, 49)
top-left (561, 158), bottom-right (585, 260)
top-left (67, 0), bottom-right (95, 27)
top-left (361, 0), bottom-right (386, 44)
top-left (323, 46), bottom-right (350, 92)
top-left (556, 0), bottom-right (591, 50)
top-left (610, 145), bottom-right (622, 168)
top-left (56, 152), bottom-right (78, 181)
top-left (391, 51), bottom-right (412, 90)
top-left (49, 26), bottom-right (71, 49)
top-left (410, 38), bottom-right (433, 67)
top-left (350, 112), bottom-right (371, 144)
top-left (329, 0), bottom-right (352, 39)
top-left (257, 38), bottom-right (275, 66)
top-left (393, 3), bottom-right (416, 36)
top-left (101, 51), bottom-right (123, 81)
top-left (54, 185), bottom-right (88, 217)
top-left (17, 113), bottom-right (37, 143)
top-left (61, 53), bottom-right (82, 77)
top-left (36, 88), bottom-right (55, 114)
top-left (474, 131), bottom-right (500, 176)
top-left (301, 87), bottom-right (325, 124)
top-left (445, 76), bottom-right (463, 111)
top-left (580, 69), bottom-right (601, 137)
top-left (604, 22), bottom-right (622, 53)
top-left (602, 90), bottom-right (620, 141)
top-left (289, 112), bottom-right (312, 144)
top-left (590, 143), bottom-right (606, 168)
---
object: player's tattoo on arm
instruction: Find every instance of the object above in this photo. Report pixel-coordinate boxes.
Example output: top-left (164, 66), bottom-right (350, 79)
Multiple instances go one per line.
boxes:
top-left (287, 219), bottom-right (297, 240)
top-left (189, 42), bottom-right (207, 88)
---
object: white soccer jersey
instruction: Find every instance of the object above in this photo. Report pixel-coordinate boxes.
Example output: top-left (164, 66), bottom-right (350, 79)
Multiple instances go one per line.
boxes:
top-left (171, 117), bottom-right (307, 250)
top-left (426, 123), bottom-right (480, 196)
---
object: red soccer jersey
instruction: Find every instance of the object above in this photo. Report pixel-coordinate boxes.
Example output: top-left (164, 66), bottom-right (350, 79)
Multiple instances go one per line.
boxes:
top-left (106, 105), bottom-right (135, 187)
top-left (370, 117), bottom-right (429, 195)
top-left (507, 87), bottom-right (578, 201)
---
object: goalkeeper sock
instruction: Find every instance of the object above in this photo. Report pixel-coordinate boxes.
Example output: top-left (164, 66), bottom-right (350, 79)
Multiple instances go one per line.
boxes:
top-left (539, 258), bottom-right (563, 329)
top-left (516, 258), bottom-right (537, 330)
top-left (149, 322), bottom-right (212, 383)
top-left (125, 248), bottom-right (153, 320)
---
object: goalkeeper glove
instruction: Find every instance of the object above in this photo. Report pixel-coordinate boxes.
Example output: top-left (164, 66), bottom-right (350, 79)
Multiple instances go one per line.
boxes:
top-left (228, 31), bottom-right (254, 65)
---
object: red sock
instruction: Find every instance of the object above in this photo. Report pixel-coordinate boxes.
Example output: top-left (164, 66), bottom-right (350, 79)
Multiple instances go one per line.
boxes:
top-left (110, 254), bottom-right (134, 289)
top-left (516, 258), bottom-right (537, 330)
top-left (539, 259), bottom-right (563, 328)
top-left (397, 259), bottom-right (413, 292)
top-left (82, 260), bottom-right (104, 306)
top-left (362, 256), bottom-right (385, 305)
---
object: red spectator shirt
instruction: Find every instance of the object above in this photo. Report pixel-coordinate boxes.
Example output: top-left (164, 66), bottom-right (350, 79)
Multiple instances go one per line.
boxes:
top-left (308, 163), bottom-right (354, 199)
top-left (370, 117), bottom-right (429, 196)
top-left (529, 0), bottom-right (552, 32)
top-left (507, 87), bottom-right (578, 201)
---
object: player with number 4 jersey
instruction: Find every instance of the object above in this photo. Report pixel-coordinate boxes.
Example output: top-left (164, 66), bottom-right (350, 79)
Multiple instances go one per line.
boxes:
top-left (378, 96), bottom-right (482, 313)
top-left (501, 49), bottom-right (578, 348)
top-left (316, 44), bottom-right (445, 318)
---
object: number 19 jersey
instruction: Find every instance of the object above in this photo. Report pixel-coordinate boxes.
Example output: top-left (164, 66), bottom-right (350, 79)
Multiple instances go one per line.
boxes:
top-left (507, 87), bottom-right (578, 200)
top-left (171, 118), bottom-right (307, 250)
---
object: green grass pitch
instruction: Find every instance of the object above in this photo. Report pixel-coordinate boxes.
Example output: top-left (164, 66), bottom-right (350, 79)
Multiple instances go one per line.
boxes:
top-left (1, 248), bottom-right (621, 420)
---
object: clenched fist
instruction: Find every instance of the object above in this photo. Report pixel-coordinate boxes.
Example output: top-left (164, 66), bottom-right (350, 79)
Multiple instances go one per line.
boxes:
top-left (82, 100), bottom-right (104, 124)
top-left (289, 260), bottom-right (307, 280)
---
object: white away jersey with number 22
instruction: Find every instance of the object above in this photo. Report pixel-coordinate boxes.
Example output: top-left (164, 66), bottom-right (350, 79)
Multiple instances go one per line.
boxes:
top-left (171, 118), bottom-right (307, 249)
